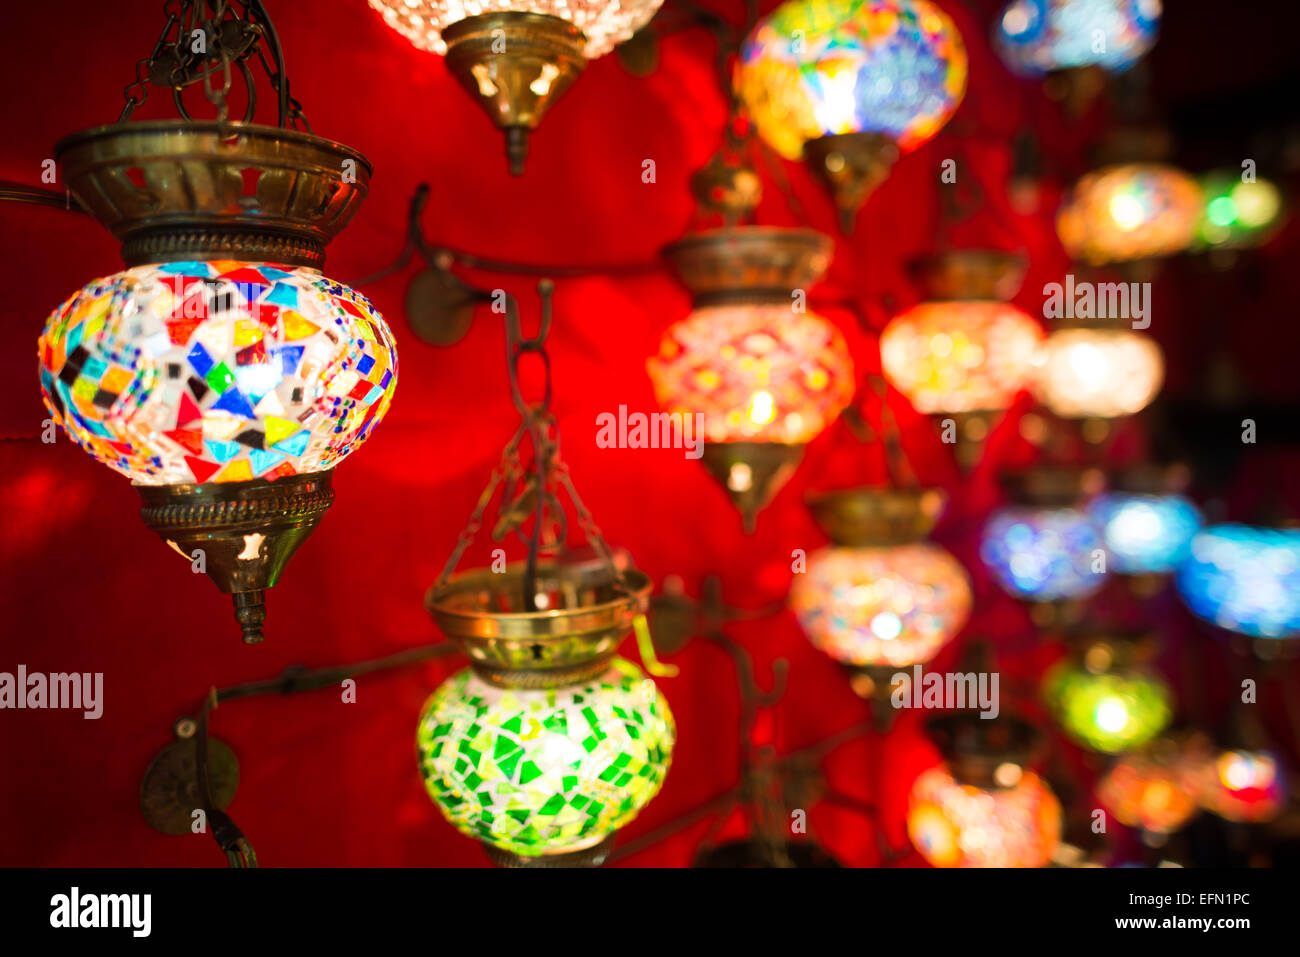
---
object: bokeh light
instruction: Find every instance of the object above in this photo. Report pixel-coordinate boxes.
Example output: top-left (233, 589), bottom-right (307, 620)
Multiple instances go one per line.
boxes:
top-left (981, 505), bottom-right (1106, 601)
top-left (790, 544), bottom-right (972, 667)
top-left (1030, 328), bottom-right (1164, 419)
top-left (908, 766), bottom-right (1062, 867)
top-left (1043, 659), bottom-right (1172, 753)
top-left (1088, 493), bottom-right (1202, 574)
top-left (994, 0), bottom-right (1161, 75)
top-left (1176, 525), bottom-right (1300, 639)
top-left (1200, 750), bottom-right (1286, 823)
top-left (1057, 163), bottom-right (1202, 264)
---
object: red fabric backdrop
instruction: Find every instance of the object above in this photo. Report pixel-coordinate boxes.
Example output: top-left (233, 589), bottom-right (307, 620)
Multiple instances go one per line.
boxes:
top-left (2, 0), bottom-right (1298, 866)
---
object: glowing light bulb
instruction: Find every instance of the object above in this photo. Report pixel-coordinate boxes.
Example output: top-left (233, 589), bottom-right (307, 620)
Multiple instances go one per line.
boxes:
top-left (748, 390), bottom-right (777, 425)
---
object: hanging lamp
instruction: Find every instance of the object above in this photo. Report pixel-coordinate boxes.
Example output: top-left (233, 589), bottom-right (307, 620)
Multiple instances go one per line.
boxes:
top-left (39, 0), bottom-right (397, 643)
top-left (737, 0), bottom-right (967, 233)
top-left (368, 0), bottom-right (663, 174)
top-left (419, 283), bottom-right (675, 867)
top-left (880, 249), bottom-right (1044, 470)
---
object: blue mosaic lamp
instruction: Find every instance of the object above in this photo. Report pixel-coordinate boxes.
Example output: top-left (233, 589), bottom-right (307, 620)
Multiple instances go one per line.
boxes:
top-left (1176, 525), bottom-right (1300, 639)
top-left (994, 0), bottom-right (1161, 75)
top-left (1088, 492), bottom-right (1202, 575)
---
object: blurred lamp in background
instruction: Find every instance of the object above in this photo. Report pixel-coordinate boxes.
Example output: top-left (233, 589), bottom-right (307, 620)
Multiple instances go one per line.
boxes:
top-left (1097, 735), bottom-right (1209, 837)
top-left (649, 227), bottom-right (855, 531)
top-left (1030, 326), bottom-right (1164, 420)
top-left (994, 0), bottom-right (1161, 75)
top-left (738, 0), bottom-right (967, 232)
top-left (880, 250), bottom-right (1043, 469)
top-left (1057, 163), bottom-right (1202, 265)
top-left (1088, 491), bottom-right (1201, 576)
top-left (790, 487), bottom-right (971, 721)
top-left (1176, 525), bottom-right (1300, 640)
top-left (1200, 749), bottom-right (1286, 824)
top-left (1042, 632), bottom-right (1172, 754)
top-left (368, 0), bottom-right (663, 173)
top-left (1196, 171), bottom-right (1286, 250)
top-left (909, 712), bottom-right (1062, 867)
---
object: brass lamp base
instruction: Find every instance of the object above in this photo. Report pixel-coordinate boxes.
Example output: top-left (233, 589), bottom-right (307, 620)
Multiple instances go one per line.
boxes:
top-left (847, 663), bottom-right (910, 732)
top-left (803, 132), bottom-right (899, 235)
top-left (700, 442), bottom-right (804, 534)
top-left (926, 711), bottom-right (1043, 790)
top-left (934, 410), bottom-right (996, 472)
top-left (140, 736), bottom-right (239, 835)
top-left (806, 486), bottom-right (947, 547)
top-left (442, 12), bottom-right (588, 175)
top-left (137, 471), bottom-right (335, 644)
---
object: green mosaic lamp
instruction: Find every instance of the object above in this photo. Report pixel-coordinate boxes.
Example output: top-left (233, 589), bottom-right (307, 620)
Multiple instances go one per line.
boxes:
top-left (1042, 629), bottom-right (1173, 754)
top-left (420, 560), bottom-right (675, 866)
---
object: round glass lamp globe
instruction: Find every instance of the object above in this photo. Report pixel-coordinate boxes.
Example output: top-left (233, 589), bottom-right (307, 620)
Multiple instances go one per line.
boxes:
top-left (417, 658), bottom-right (676, 858)
top-left (367, 0), bottom-right (664, 57)
top-left (738, 0), bottom-right (968, 161)
top-left (790, 544), bottom-right (972, 667)
top-left (38, 262), bottom-right (397, 486)
top-left (646, 303), bottom-right (854, 445)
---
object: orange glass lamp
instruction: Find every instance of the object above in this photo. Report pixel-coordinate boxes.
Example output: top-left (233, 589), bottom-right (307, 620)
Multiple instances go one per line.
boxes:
top-left (791, 486), bottom-right (971, 722)
top-left (880, 250), bottom-right (1044, 468)
top-left (648, 227), bottom-right (855, 531)
top-left (1097, 733), bottom-right (1213, 837)
top-left (1057, 163), bottom-right (1202, 266)
top-left (908, 711), bottom-right (1063, 868)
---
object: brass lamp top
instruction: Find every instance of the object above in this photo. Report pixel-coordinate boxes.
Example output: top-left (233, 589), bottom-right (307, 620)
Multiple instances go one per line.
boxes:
top-left (999, 465), bottom-right (1105, 508)
top-left (426, 563), bottom-right (652, 689)
top-left (1065, 627), bottom-right (1162, 671)
top-left (926, 711), bottom-right (1044, 790)
top-left (906, 248), bottom-right (1028, 302)
top-left (806, 486), bottom-right (947, 547)
top-left (55, 120), bottom-right (372, 269)
top-left (663, 225), bottom-right (833, 306)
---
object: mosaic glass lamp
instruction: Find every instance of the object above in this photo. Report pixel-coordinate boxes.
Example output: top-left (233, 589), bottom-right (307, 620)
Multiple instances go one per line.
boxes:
top-left (1176, 525), bottom-right (1300, 640)
top-left (790, 487), bottom-right (971, 720)
top-left (1030, 326), bottom-right (1164, 420)
top-left (993, 0), bottom-right (1161, 75)
top-left (368, 0), bottom-right (663, 173)
top-left (880, 250), bottom-right (1044, 469)
top-left (648, 227), bottom-right (855, 531)
top-left (1199, 749), bottom-right (1286, 824)
top-left (738, 0), bottom-right (967, 232)
top-left (981, 469), bottom-right (1107, 624)
top-left (38, 4), bottom-right (397, 643)
top-left (1088, 491), bottom-right (1201, 575)
top-left (422, 561), bottom-right (674, 865)
top-left (1097, 733), bottom-right (1211, 835)
top-left (1196, 171), bottom-right (1286, 250)
top-left (1056, 163), bottom-right (1202, 265)
top-left (1042, 631), bottom-right (1172, 754)
top-left (908, 712), bottom-right (1062, 868)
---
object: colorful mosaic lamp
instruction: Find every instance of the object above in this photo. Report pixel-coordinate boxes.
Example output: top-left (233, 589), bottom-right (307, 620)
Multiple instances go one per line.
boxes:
top-left (1042, 630), bottom-right (1172, 754)
top-left (368, 0), bottom-right (663, 174)
top-left (993, 0), bottom-right (1161, 76)
top-left (1176, 525), bottom-right (1300, 640)
top-left (648, 226), bottom-right (855, 532)
top-left (908, 711), bottom-right (1063, 868)
top-left (737, 0), bottom-right (967, 232)
top-left (1057, 163), bottom-right (1202, 265)
top-left (790, 486), bottom-right (971, 719)
top-left (1196, 171), bottom-right (1286, 250)
top-left (38, 2), bottom-right (397, 643)
top-left (880, 250), bottom-right (1044, 469)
